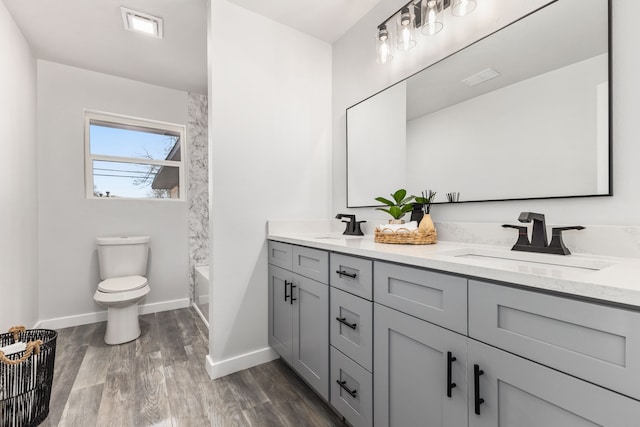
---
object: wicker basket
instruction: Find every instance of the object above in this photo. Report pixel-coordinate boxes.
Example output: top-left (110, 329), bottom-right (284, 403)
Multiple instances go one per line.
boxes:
top-left (0, 327), bottom-right (58, 427)
top-left (374, 227), bottom-right (438, 245)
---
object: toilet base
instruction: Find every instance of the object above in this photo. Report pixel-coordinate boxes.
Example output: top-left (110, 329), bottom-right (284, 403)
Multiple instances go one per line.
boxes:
top-left (104, 304), bottom-right (141, 345)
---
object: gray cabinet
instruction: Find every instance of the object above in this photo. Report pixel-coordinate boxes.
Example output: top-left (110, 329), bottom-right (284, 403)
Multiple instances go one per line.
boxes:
top-left (374, 303), bottom-right (468, 427)
top-left (468, 339), bottom-right (640, 427)
top-left (293, 273), bottom-right (329, 399)
top-left (374, 261), bottom-right (467, 334)
top-left (267, 242), bottom-right (329, 400)
top-left (268, 265), bottom-right (293, 364)
top-left (469, 280), bottom-right (640, 401)
top-left (329, 252), bottom-right (374, 427)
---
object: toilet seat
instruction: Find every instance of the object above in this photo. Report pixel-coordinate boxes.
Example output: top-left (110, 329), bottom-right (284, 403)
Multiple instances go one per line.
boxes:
top-left (98, 275), bottom-right (148, 293)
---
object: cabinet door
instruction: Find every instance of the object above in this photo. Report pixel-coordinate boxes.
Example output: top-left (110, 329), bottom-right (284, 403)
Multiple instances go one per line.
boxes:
top-left (468, 339), bottom-right (640, 427)
top-left (293, 273), bottom-right (329, 400)
top-left (268, 265), bottom-right (293, 364)
top-left (374, 303), bottom-right (468, 427)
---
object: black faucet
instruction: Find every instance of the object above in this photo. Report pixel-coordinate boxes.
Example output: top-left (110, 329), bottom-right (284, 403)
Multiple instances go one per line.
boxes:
top-left (335, 214), bottom-right (366, 236)
top-left (502, 212), bottom-right (584, 255)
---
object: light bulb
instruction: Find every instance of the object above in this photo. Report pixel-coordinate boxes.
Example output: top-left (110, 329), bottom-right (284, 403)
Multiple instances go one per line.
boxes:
top-left (422, 0), bottom-right (443, 36)
top-left (452, 0), bottom-right (477, 17)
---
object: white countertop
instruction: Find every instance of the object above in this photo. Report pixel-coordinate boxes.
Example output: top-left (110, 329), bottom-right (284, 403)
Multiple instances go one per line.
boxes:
top-left (267, 226), bottom-right (640, 309)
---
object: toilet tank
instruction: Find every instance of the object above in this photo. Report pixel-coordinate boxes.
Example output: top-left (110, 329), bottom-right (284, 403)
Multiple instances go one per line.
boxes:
top-left (96, 236), bottom-right (150, 280)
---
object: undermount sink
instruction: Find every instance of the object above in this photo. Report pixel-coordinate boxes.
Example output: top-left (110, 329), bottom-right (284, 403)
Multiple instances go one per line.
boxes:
top-left (440, 248), bottom-right (614, 273)
top-left (314, 235), bottom-right (363, 241)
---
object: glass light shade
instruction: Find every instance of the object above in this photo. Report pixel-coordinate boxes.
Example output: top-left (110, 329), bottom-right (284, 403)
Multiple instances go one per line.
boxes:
top-left (375, 24), bottom-right (393, 64)
top-left (396, 7), bottom-right (417, 51)
top-left (451, 0), bottom-right (477, 17)
top-left (422, 0), bottom-right (444, 36)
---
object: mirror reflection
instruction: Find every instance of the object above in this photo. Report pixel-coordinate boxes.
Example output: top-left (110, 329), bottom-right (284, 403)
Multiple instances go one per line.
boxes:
top-left (347, 0), bottom-right (610, 207)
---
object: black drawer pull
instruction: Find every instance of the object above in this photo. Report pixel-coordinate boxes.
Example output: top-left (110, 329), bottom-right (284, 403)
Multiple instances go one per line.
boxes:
top-left (474, 364), bottom-right (485, 415)
top-left (447, 351), bottom-right (457, 398)
top-left (336, 270), bottom-right (357, 279)
top-left (290, 284), bottom-right (297, 304)
top-left (336, 317), bottom-right (357, 330)
top-left (336, 380), bottom-right (358, 398)
top-left (284, 280), bottom-right (291, 302)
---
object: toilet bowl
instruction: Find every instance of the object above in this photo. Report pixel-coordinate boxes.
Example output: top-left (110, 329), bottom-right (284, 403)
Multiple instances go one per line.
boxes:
top-left (94, 236), bottom-right (151, 345)
top-left (94, 276), bottom-right (150, 344)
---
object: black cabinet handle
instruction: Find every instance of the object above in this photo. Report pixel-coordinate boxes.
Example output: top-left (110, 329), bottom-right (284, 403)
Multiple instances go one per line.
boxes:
top-left (336, 317), bottom-right (357, 330)
top-left (290, 284), bottom-right (297, 305)
top-left (336, 270), bottom-right (357, 279)
top-left (474, 364), bottom-right (485, 415)
top-left (284, 280), bottom-right (290, 302)
top-left (336, 380), bottom-right (358, 398)
top-left (447, 351), bottom-right (457, 398)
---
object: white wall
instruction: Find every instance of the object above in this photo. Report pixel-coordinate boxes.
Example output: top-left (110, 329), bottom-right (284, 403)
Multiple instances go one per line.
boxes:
top-left (37, 61), bottom-right (190, 326)
top-left (333, 0), bottom-right (640, 227)
top-left (0, 2), bottom-right (39, 329)
top-left (208, 0), bottom-right (332, 377)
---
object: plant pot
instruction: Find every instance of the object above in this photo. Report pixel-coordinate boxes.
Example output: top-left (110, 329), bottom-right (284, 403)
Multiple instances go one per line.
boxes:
top-left (388, 219), bottom-right (405, 225)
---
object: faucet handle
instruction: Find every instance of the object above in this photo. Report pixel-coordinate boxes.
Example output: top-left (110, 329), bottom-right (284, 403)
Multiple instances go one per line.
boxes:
top-left (549, 226), bottom-right (585, 255)
top-left (502, 224), bottom-right (530, 249)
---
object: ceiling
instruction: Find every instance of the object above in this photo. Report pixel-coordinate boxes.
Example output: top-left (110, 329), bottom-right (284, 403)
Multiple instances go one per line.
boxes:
top-left (227, 0), bottom-right (381, 43)
top-left (3, 0), bottom-right (208, 94)
top-left (3, 0), bottom-right (381, 95)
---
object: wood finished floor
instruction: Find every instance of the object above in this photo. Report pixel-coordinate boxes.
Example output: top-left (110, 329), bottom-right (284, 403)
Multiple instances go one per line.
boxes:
top-left (41, 308), bottom-right (344, 427)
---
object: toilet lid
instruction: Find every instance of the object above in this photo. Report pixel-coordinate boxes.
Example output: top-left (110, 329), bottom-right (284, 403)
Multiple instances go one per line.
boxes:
top-left (98, 276), bottom-right (148, 293)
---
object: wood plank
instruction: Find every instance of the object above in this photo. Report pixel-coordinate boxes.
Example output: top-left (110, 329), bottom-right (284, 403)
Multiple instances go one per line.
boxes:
top-left (225, 369), bottom-right (270, 411)
top-left (95, 342), bottom-right (136, 427)
top-left (57, 383), bottom-right (103, 426)
top-left (156, 311), bottom-right (187, 366)
top-left (136, 313), bottom-right (161, 356)
top-left (207, 376), bottom-right (246, 426)
top-left (242, 401), bottom-right (288, 427)
top-left (134, 351), bottom-right (172, 426)
top-left (71, 343), bottom-right (112, 390)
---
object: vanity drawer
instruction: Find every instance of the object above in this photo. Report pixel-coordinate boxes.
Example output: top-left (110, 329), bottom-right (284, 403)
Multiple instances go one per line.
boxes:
top-left (268, 241), bottom-right (292, 270)
top-left (330, 253), bottom-right (373, 300)
top-left (374, 262), bottom-right (467, 334)
top-left (292, 246), bottom-right (328, 283)
top-left (330, 288), bottom-right (373, 371)
top-left (330, 346), bottom-right (372, 427)
top-left (469, 280), bottom-right (640, 400)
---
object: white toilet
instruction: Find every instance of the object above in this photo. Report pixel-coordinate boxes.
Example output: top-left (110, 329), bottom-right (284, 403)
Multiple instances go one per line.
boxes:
top-left (94, 236), bottom-right (151, 345)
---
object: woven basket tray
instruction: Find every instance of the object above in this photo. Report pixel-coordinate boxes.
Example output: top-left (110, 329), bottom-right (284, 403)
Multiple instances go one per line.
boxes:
top-left (374, 227), bottom-right (437, 245)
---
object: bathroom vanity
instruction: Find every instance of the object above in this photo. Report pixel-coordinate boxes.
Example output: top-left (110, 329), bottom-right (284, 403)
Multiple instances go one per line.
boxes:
top-left (267, 224), bottom-right (640, 427)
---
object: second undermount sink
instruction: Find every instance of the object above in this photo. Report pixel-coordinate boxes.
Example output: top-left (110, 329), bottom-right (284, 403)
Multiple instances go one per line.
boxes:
top-left (314, 235), bottom-right (363, 241)
top-left (440, 248), bottom-right (615, 273)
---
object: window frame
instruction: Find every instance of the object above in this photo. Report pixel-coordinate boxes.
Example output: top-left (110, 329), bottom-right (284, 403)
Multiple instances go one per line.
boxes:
top-left (84, 110), bottom-right (187, 201)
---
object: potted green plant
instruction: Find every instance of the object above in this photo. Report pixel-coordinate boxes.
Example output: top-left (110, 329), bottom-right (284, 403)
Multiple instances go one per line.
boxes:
top-left (375, 189), bottom-right (415, 224)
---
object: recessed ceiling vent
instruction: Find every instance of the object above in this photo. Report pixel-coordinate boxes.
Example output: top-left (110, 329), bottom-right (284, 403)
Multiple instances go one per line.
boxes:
top-left (121, 7), bottom-right (163, 39)
top-left (462, 68), bottom-right (501, 87)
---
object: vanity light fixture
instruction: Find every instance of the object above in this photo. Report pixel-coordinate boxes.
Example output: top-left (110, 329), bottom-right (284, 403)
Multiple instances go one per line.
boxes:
top-left (375, 0), bottom-right (477, 63)
top-left (121, 7), bottom-right (164, 39)
top-left (376, 24), bottom-right (394, 64)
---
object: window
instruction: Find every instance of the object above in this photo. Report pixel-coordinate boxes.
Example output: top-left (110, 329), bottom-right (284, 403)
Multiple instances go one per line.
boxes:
top-left (84, 111), bottom-right (186, 200)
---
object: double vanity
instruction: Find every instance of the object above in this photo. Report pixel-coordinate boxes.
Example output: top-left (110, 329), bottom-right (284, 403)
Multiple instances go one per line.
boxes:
top-left (267, 222), bottom-right (640, 426)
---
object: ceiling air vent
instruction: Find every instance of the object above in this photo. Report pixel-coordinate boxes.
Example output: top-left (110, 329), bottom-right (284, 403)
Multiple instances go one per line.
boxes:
top-left (462, 68), bottom-right (501, 87)
top-left (121, 7), bottom-right (163, 39)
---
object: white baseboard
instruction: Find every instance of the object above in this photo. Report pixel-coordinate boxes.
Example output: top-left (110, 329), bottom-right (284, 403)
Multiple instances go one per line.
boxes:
top-left (197, 294), bottom-right (209, 305)
top-left (206, 347), bottom-right (279, 380)
top-left (38, 298), bottom-right (190, 330)
top-left (191, 302), bottom-right (209, 328)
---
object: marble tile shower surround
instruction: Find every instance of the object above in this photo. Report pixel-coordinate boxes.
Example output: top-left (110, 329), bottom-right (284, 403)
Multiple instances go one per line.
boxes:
top-left (267, 219), bottom-right (640, 259)
top-left (187, 93), bottom-right (209, 303)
